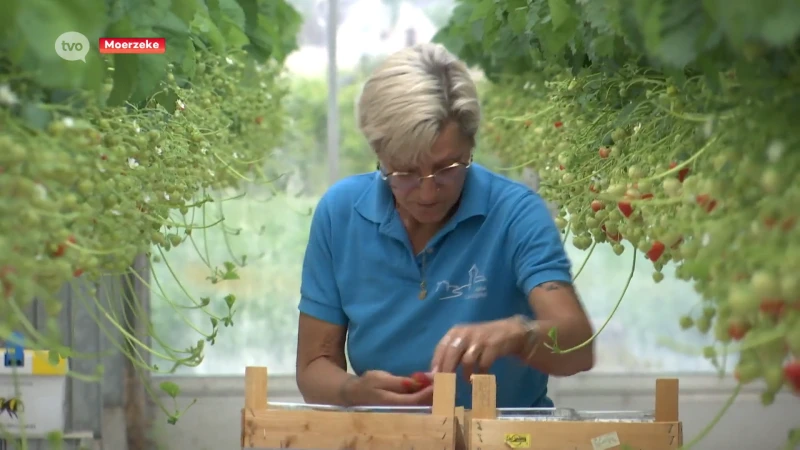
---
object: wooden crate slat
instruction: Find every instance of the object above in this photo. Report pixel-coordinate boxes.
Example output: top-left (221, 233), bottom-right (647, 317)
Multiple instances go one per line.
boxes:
top-left (243, 410), bottom-right (455, 449)
top-left (469, 420), bottom-right (682, 450)
top-left (244, 409), bottom-right (455, 434)
top-left (245, 432), bottom-right (453, 449)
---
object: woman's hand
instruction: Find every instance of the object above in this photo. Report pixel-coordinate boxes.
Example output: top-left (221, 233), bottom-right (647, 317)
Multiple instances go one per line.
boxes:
top-left (343, 370), bottom-right (434, 406)
top-left (430, 317), bottom-right (528, 380)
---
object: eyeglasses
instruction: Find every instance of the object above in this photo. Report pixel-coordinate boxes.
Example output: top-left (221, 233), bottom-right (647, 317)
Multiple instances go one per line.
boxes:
top-left (378, 158), bottom-right (472, 192)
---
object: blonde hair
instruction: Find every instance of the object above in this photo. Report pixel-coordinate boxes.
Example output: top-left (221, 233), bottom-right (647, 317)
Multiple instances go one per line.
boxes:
top-left (356, 43), bottom-right (481, 168)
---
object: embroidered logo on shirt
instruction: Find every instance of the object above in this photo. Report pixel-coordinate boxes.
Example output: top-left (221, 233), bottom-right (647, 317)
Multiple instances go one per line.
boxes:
top-left (434, 264), bottom-right (488, 300)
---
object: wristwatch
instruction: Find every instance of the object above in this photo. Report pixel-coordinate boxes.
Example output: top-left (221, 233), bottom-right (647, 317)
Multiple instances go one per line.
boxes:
top-left (513, 315), bottom-right (541, 358)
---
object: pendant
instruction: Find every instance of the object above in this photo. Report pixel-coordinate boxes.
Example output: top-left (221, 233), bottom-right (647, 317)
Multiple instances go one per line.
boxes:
top-left (418, 289), bottom-right (427, 300)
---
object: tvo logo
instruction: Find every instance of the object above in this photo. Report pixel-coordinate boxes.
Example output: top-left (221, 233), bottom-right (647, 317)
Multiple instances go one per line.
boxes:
top-left (55, 32), bottom-right (90, 62)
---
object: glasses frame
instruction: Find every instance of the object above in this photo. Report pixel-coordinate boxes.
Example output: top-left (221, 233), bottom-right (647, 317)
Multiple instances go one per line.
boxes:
top-left (377, 156), bottom-right (473, 191)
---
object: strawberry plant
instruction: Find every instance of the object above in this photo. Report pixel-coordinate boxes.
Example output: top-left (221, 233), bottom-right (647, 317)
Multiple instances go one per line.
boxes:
top-left (0, 0), bottom-right (301, 427)
top-left (437, 0), bottom-right (800, 446)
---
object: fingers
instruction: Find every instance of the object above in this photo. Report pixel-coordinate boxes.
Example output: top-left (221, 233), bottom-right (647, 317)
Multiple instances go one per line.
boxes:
top-left (352, 371), bottom-right (435, 406)
top-left (409, 384), bottom-right (434, 405)
top-left (461, 343), bottom-right (482, 380)
top-left (461, 343), bottom-right (499, 380)
top-left (379, 385), bottom-right (434, 406)
top-left (432, 325), bottom-right (506, 379)
top-left (367, 371), bottom-right (418, 394)
top-left (431, 331), bottom-right (468, 374)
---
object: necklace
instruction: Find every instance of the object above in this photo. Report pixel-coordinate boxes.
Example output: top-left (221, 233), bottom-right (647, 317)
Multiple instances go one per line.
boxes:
top-left (418, 251), bottom-right (428, 300)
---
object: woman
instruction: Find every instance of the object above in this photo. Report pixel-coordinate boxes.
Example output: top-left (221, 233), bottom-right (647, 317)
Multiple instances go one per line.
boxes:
top-left (295, 43), bottom-right (595, 408)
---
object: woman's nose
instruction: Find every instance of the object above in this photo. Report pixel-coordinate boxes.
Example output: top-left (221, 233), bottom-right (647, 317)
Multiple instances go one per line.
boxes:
top-left (418, 177), bottom-right (439, 202)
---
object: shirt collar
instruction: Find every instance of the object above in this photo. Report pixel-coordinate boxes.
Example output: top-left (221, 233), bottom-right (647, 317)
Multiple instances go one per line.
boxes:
top-left (354, 163), bottom-right (491, 225)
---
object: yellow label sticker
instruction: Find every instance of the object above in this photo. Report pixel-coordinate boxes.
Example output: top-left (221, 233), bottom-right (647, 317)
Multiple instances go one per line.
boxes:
top-left (504, 433), bottom-right (531, 448)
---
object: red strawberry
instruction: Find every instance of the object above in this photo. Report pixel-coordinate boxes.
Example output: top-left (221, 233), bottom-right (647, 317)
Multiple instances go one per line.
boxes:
top-left (618, 201), bottom-right (633, 218)
top-left (783, 361), bottom-right (800, 393)
top-left (646, 241), bottom-right (665, 262)
top-left (402, 372), bottom-right (432, 392)
top-left (696, 194), bottom-right (717, 213)
top-left (590, 200), bottom-right (604, 213)
top-left (411, 372), bottom-right (432, 389)
top-left (52, 235), bottom-right (77, 257)
top-left (760, 299), bottom-right (785, 317)
top-left (728, 321), bottom-right (750, 341)
top-left (669, 161), bottom-right (689, 182)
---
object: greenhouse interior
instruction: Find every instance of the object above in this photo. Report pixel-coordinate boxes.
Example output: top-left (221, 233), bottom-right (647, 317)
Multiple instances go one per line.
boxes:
top-left (1, 0), bottom-right (799, 449)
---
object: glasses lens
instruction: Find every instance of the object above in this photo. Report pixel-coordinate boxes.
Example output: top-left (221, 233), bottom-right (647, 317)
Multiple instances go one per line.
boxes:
top-left (434, 165), bottom-right (466, 184)
top-left (389, 174), bottom-right (419, 191)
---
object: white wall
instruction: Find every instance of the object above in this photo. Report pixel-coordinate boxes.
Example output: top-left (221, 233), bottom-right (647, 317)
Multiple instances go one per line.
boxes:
top-left (146, 374), bottom-right (798, 450)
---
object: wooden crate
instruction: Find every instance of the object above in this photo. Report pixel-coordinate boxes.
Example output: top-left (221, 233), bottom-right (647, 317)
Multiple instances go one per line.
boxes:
top-left (241, 366), bottom-right (461, 449)
top-left (240, 366), bottom-right (681, 450)
top-left (467, 375), bottom-right (683, 450)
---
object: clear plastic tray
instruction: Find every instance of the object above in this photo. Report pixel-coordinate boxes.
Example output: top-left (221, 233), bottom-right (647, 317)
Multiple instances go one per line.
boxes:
top-left (266, 403), bottom-right (653, 423)
top-left (497, 407), bottom-right (579, 421)
top-left (577, 410), bottom-right (655, 423)
top-left (267, 402), bottom-right (342, 411)
top-left (349, 406), bottom-right (431, 414)
top-left (267, 403), bottom-right (431, 414)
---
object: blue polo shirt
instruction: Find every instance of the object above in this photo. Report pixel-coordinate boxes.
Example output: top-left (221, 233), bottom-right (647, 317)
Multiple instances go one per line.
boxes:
top-left (298, 164), bottom-right (573, 408)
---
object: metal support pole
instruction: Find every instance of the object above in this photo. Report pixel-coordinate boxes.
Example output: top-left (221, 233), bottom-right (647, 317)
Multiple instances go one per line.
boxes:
top-left (326, 0), bottom-right (340, 185)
